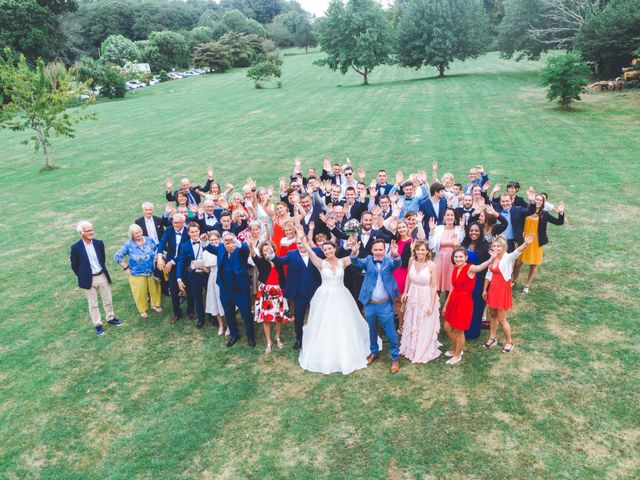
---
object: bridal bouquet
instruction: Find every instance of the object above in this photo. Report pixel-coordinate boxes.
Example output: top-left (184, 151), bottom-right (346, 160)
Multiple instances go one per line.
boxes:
top-left (343, 219), bottom-right (362, 237)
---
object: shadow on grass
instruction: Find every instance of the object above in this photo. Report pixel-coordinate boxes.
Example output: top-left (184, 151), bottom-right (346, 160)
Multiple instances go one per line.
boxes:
top-left (337, 69), bottom-right (541, 89)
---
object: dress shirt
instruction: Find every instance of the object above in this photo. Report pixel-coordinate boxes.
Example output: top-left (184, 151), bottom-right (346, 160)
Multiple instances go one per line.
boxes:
top-left (300, 253), bottom-right (310, 267)
top-left (83, 240), bottom-right (102, 274)
top-left (174, 231), bottom-right (183, 259)
top-left (502, 208), bottom-right (514, 240)
top-left (113, 237), bottom-right (157, 276)
top-left (204, 214), bottom-right (218, 226)
top-left (144, 216), bottom-right (158, 242)
top-left (370, 262), bottom-right (387, 301)
top-left (360, 230), bottom-right (371, 248)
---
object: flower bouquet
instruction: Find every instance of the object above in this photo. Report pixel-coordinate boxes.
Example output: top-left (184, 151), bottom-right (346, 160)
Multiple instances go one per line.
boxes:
top-left (343, 219), bottom-right (362, 237)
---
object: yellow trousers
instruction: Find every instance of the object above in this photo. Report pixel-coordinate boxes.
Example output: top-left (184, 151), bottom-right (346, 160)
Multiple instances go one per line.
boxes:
top-left (128, 275), bottom-right (161, 313)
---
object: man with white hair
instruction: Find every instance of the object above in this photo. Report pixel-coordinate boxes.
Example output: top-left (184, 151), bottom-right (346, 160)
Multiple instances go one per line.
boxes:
top-left (165, 177), bottom-right (201, 205)
top-left (70, 221), bottom-right (123, 336)
top-left (135, 202), bottom-right (164, 244)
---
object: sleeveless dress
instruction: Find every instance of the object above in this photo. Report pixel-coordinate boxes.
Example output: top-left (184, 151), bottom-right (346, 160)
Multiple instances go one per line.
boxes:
top-left (435, 229), bottom-right (456, 292)
top-left (254, 265), bottom-right (290, 323)
top-left (392, 237), bottom-right (412, 294)
top-left (486, 263), bottom-right (512, 310)
top-left (521, 216), bottom-right (543, 265)
top-left (399, 263), bottom-right (441, 363)
top-left (464, 249), bottom-right (487, 340)
top-left (444, 264), bottom-right (475, 331)
top-left (298, 261), bottom-right (373, 375)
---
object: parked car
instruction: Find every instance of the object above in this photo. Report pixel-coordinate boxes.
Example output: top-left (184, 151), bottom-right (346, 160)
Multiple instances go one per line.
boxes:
top-left (182, 70), bottom-right (200, 77)
top-left (149, 77), bottom-right (160, 86)
top-left (167, 72), bottom-right (183, 80)
top-left (125, 80), bottom-right (144, 90)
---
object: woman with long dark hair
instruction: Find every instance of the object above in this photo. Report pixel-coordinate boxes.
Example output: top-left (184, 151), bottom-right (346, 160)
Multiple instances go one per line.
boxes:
top-left (461, 222), bottom-right (492, 339)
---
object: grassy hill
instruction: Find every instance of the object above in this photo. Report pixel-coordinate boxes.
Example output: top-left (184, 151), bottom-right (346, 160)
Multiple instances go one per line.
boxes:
top-left (1, 50), bottom-right (639, 479)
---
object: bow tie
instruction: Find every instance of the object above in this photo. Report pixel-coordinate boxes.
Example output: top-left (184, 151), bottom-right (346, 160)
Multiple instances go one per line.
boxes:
top-left (373, 260), bottom-right (382, 264)
top-left (192, 241), bottom-right (200, 245)
top-left (207, 215), bottom-right (215, 219)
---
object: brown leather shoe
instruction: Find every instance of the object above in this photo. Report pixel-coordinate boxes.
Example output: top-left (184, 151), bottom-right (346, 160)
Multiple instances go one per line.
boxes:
top-left (390, 360), bottom-right (400, 374)
top-left (172, 316), bottom-right (180, 325)
top-left (367, 353), bottom-right (380, 365)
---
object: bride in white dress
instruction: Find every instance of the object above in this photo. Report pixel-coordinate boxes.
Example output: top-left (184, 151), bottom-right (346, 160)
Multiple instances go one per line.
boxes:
top-left (297, 235), bottom-right (375, 375)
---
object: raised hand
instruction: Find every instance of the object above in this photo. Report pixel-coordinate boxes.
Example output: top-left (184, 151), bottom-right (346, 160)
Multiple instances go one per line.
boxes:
top-left (432, 160), bottom-right (438, 171)
top-left (390, 240), bottom-right (399, 257)
top-left (198, 204), bottom-right (205, 215)
top-left (557, 201), bottom-right (565, 214)
top-left (396, 197), bottom-right (404, 210)
top-left (429, 217), bottom-right (436, 231)
top-left (395, 170), bottom-right (404, 185)
top-left (491, 183), bottom-right (501, 194)
top-left (323, 157), bottom-right (331, 171)
top-left (390, 192), bottom-right (399, 204)
top-left (527, 186), bottom-right (536, 202)
top-left (357, 167), bottom-right (365, 180)
top-left (293, 157), bottom-right (302, 174)
top-left (207, 165), bottom-right (213, 179)
top-left (417, 170), bottom-right (426, 184)
top-left (225, 183), bottom-right (234, 191)
top-left (524, 233), bottom-right (535, 245)
top-left (165, 177), bottom-right (173, 191)
top-left (346, 157), bottom-right (351, 166)
top-left (459, 214), bottom-right (466, 228)
top-left (372, 205), bottom-right (382, 217)
top-left (165, 202), bottom-right (173, 214)
top-left (416, 211), bottom-right (424, 225)
top-left (309, 220), bottom-right (315, 231)
top-left (189, 203), bottom-right (198, 213)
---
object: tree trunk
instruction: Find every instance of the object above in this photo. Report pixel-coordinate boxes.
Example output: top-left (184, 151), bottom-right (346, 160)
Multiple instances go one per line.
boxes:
top-left (363, 68), bottom-right (368, 85)
top-left (305, 45), bottom-right (308, 54)
top-left (35, 129), bottom-right (53, 170)
top-left (438, 64), bottom-right (445, 77)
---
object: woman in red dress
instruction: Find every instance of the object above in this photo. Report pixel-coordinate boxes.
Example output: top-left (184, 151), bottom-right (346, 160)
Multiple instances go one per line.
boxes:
top-left (482, 234), bottom-right (534, 353)
top-left (442, 247), bottom-right (494, 364)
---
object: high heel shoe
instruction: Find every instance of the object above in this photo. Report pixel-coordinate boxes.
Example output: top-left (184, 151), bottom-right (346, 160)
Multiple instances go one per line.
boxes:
top-left (265, 342), bottom-right (272, 354)
top-left (218, 326), bottom-right (224, 336)
top-left (275, 336), bottom-right (284, 349)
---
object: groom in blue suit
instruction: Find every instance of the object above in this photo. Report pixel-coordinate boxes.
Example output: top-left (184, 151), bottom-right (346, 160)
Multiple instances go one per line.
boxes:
top-left (276, 239), bottom-right (323, 350)
top-left (350, 238), bottom-right (402, 374)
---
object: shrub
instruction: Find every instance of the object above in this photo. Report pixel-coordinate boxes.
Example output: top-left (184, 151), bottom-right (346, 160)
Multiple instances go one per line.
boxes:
top-left (540, 51), bottom-right (590, 110)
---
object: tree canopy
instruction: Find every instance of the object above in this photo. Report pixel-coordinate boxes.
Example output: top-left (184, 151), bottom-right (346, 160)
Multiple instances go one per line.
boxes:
top-left (315, 0), bottom-right (395, 85)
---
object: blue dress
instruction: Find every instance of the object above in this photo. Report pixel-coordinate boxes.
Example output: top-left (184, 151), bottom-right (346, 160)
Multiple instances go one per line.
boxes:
top-left (465, 249), bottom-right (486, 340)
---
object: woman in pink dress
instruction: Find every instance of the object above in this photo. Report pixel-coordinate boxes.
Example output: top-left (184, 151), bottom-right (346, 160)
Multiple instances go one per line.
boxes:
top-left (392, 220), bottom-right (413, 334)
top-left (399, 241), bottom-right (441, 363)
top-left (428, 208), bottom-right (465, 294)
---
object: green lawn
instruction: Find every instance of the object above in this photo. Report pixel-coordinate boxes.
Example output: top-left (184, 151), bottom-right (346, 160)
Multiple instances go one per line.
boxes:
top-left (1, 50), bottom-right (639, 479)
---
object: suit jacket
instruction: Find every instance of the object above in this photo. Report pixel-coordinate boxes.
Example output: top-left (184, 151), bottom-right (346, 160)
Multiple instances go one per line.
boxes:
top-left (537, 211), bottom-right (564, 246)
top-left (197, 209), bottom-right (223, 233)
top-left (176, 240), bottom-right (215, 281)
top-left (135, 215), bottom-right (164, 241)
top-left (157, 226), bottom-right (189, 265)
top-left (166, 188), bottom-right (200, 205)
top-left (455, 207), bottom-right (475, 225)
top-left (418, 197), bottom-right (448, 235)
top-left (493, 203), bottom-right (536, 244)
top-left (301, 207), bottom-right (329, 237)
top-left (70, 239), bottom-right (112, 289)
top-left (330, 227), bottom-right (392, 258)
top-left (209, 242), bottom-right (251, 292)
top-left (350, 255), bottom-right (401, 305)
top-left (341, 201), bottom-right (367, 221)
top-left (276, 249), bottom-right (322, 300)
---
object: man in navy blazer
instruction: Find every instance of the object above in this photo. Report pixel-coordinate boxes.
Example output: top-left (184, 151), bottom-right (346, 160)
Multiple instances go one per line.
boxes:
top-left (350, 239), bottom-right (402, 374)
top-left (156, 214), bottom-right (193, 323)
top-left (207, 232), bottom-right (255, 347)
top-left (176, 222), bottom-right (211, 329)
top-left (492, 192), bottom-right (536, 252)
top-left (275, 240), bottom-right (323, 350)
top-left (70, 221), bottom-right (123, 336)
top-left (418, 182), bottom-right (448, 238)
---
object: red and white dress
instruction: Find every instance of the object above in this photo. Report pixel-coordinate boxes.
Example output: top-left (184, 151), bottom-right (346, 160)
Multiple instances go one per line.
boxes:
top-left (254, 266), bottom-right (290, 323)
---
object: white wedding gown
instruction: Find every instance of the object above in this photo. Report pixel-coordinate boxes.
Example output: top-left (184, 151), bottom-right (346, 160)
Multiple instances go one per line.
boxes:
top-left (299, 260), bottom-right (377, 375)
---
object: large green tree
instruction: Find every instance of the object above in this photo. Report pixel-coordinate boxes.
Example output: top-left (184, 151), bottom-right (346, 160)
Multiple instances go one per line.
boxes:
top-left (315, 0), bottom-right (394, 85)
top-left (192, 42), bottom-right (232, 73)
top-left (0, 50), bottom-right (96, 170)
top-left (574, 0), bottom-right (640, 78)
top-left (280, 11), bottom-right (316, 52)
top-left (100, 34), bottom-right (139, 65)
top-left (142, 31), bottom-right (191, 72)
top-left (396, 0), bottom-right (489, 77)
top-left (0, 0), bottom-right (58, 63)
top-left (540, 51), bottom-right (590, 110)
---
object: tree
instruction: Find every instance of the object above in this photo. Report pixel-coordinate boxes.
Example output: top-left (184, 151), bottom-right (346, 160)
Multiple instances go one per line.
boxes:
top-left (280, 11), bottom-right (316, 52)
top-left (246, 53), bottom-right (283, 88)
top-left (0, 50), bottom-right (96, 170)
top-left (540, 51), bottom-right (590, 110)
top-left (266, 18), bottom-right (294, 48)
top-left (396, 0), bottom-right (490, 77)
top-left (222, 9), bottom-right (268, 37)
top-left (189, 26), bottom-right (215, 49)
top-left (142, 31), bottom-right (191, 72)
top-left (193, 42), bottom-right (232, 73)
top-left (219, 32), bottom-right (257, 67)
top-left (100, 34), bottom-right (139, 65)
top-left (315, 0), bottom-right (394, 85)
top-left (574, 0), bottom-right (640, 78)
top-left (0, 0), bottom-right (58, 63)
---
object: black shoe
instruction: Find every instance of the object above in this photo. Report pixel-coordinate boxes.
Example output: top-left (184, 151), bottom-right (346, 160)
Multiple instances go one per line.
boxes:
top-left (247, 339), bottom-right (256, 347)
top-left (293, 339), bottom-right (302, 350)
top-left (172, 315), bottom-right (181, 325)
top-left (227, 337), bottom-right (239, 347)
top-left (188, 312), bottom-right (196, 320)
top-left (196, 320), bottom-right (204, 329)
top-left (107, 318), bottom-right (123, 327)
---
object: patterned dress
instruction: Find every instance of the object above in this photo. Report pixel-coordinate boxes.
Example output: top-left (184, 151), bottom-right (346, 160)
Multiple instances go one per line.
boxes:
top-left (254, 265), bottom-right (290, 323)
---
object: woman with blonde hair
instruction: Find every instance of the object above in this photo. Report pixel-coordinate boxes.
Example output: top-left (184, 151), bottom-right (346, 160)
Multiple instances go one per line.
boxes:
top-left (399, 241), bottom-right (441, 363)
top-left (114, 224), bottom-right (161, 318)
top-left (482, 234), bottom-right (534, 353)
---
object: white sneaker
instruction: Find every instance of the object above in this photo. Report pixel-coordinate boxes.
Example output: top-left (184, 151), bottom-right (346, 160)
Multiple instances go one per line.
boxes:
top-left (446, 355), bottom-right (462, 365)
top-left (445, 350), bottom-right (463, 358)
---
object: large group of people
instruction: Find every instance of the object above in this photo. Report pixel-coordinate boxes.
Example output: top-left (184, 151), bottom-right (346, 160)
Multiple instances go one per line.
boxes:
top-left (70, 158), bottom-right (565, 374)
